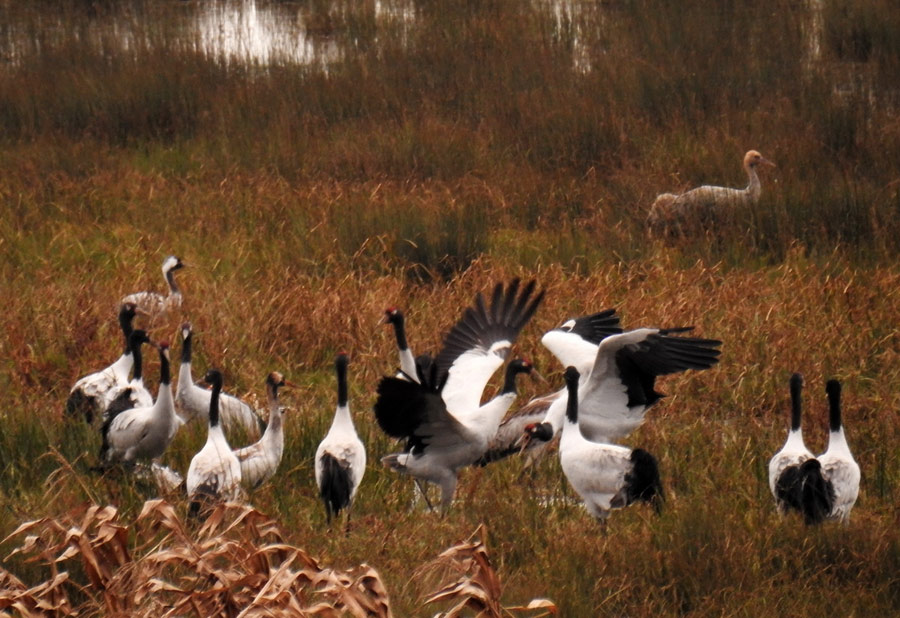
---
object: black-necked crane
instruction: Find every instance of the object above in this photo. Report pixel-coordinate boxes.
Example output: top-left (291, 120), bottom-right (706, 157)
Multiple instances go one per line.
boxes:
top-left (121, 255), bottom-right (185, 320)
top-left (175, 322), bottom-right (264, 437)
top-left (315, 354), bottom-right (366, 525)
top-left (234, 371), bottom-right (293, 490)
top-left (768, 373), bottom-right (823, 521)
top-left (100, 341), bottom-right (179, 464)
top-left (523, 326), bottom-right (721, 450)
top-left (818, 379), bottom-right (860, 523)
top-left (187, 369), bottom-right (244, 516)
top-left (65, 302), bottom-right (143, 424)
top-left (381, 307), bottom-right (418, 381)
top-left (102, 328), bottom-right (155, 424)
top-left (534, 366), bottom-right (663, 523)
top-left (373, 279), bottom-right (544, 512)
top-left (647, 149), bottom-right (775, 237)
top-left (476, 309), bottom-right (623, 467)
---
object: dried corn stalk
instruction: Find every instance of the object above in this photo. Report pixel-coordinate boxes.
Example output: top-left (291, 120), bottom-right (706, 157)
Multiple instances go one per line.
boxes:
top-left (2, 500), bottom-right (392, 618)
top-left (418, 525), bottom-right (556, 618)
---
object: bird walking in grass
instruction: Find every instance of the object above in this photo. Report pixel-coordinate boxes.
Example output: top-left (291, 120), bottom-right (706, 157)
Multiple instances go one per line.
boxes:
top-left (374, 279), bottom-right (544, 513)
top-left (100, 341), bottom-right (178, 465)
top-left (316, 353), bottom-right (366, 526)
top-left (533, 366), bottom-right (663, 523)
top-left (121, 255), bottom-right (185, 321)
top-left (647, 150), bottom-right (775, 237)
top-left (234, 371), bottom-right (293, 491)
top-left (65, 302), bottom-right (144, 425)
top-left (187, 369), bottom-right (244, 516)
top-left (818, 379), bottom-right (860, 524)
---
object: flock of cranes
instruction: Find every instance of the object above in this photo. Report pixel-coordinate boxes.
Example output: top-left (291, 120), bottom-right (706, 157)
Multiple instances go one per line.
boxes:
top-left (64, 252), bottom-right (860, 527)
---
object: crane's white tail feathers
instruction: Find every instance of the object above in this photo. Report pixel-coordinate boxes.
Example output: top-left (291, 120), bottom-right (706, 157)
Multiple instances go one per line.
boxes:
top-left (319, 453), bottom-right (354, 522)
top-left (616, 449), bottom-right (664, 513)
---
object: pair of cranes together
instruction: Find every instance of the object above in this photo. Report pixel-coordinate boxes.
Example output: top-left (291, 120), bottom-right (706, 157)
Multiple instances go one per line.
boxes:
top-left (767, 374), bottom-right (861, 525)
top-left (66, 257), bottom-right (364, 522)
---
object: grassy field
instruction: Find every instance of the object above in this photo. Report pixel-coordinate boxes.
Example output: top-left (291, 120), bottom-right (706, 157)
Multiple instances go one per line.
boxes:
top-left (2, 0), bottom-right (900, 615)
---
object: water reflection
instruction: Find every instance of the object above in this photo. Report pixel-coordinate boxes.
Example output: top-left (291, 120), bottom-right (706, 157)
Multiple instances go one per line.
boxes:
top-left (196, 1), bottom-right (339, 66)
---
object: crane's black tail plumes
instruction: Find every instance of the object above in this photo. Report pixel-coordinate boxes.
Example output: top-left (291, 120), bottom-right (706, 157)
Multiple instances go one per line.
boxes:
top-left (774, 465), bottom-right (805, 514)
top-left (625, 449), bottom-right (664, 514)
top-left (319, 453), bottom-right (353, 523)
top-left (188, 481), bottom-right (221, 519)
top-left (799, 459), bottom-right (835, 526)
top-left (65, 390), bottom-right (96, 424)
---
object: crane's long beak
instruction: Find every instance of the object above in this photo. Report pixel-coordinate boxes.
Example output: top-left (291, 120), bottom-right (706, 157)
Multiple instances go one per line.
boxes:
top-left (530, 368), bottom-right (548, 385)
top-left (283, 379), bottom-right (299, 389)
top-left (134, 306), bottom-right (151, 318)
top-left (761, 157), bottom-right (776, 168)
top-left (516, 431), bottom-right (532, 453)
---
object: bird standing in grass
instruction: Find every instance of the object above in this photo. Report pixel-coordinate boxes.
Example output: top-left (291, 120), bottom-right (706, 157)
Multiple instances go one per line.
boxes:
top-left (647, 150), bottom-right (775, 237)
top-left (818, 379), bottom-right (860, 523)
top-left (533, 366), bottom-right (663, 523)
top-left (65, 302), bottom-right (144, 424)
top-left (316, 353), bottom-right (366, 526)
top-left (100, 341), bottom-right (178, 464)
top-left (187, 369), bottom-right (244, 516)
top-left (768, 373), bottom-right (825, 522)
top-left (234, 371), bottom-right (293, 490)
top-left (121, 255), bottom-right (185, 321)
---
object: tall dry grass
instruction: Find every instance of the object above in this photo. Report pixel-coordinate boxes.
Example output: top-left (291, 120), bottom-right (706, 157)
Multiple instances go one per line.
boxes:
top-left (1, 0), bottom-right (900, 615)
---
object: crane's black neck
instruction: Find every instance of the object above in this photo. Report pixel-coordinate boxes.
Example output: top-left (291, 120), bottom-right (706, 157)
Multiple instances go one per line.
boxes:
top-left (789, 373), bottom-right (803, 431)
top-left (166, 268), bottom-right (180, 294)
top-left (181, 329), bottom-right (192, 364)
top-left (130, 332), bottom-right (146, 380)
top-left (159, 349), bottom-right (170, 385)
top-left (826, 380), bottom-right (842, 432)
top-left (565, 369), bottom-right (579, 424)
top-left (119, 307), bottom-right (135, 354)
top-left (209, 377), bottom-right (222, 427)
top-left (336, 355), bottom-right (349, 407)
top-left (392, 313), bottom-right (409, 351)
top-left (501, 361), bottom-right (524, 395)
